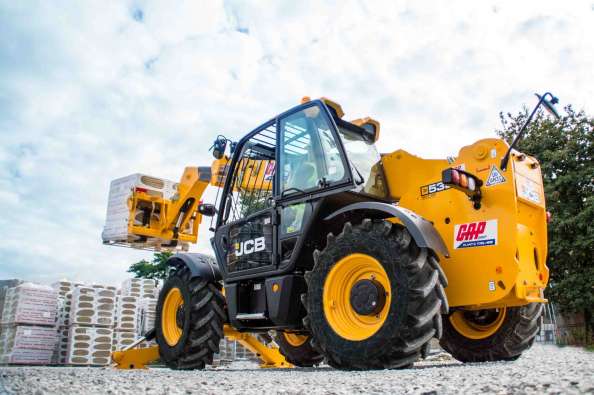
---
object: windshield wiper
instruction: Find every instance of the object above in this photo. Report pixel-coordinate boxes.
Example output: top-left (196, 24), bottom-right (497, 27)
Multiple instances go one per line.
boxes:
top-left (351, 163), bottom-right (365, 185)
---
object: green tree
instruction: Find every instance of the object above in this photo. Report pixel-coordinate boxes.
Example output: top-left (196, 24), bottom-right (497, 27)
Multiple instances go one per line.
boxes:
top-left (127, 251), bottom-right (173, 280)
top-left (496, 105), bottom-right (594, 340)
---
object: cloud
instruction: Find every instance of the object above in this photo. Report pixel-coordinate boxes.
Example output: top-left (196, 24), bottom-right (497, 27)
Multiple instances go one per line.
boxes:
top-left (0, 0), bottom-right (593, 286)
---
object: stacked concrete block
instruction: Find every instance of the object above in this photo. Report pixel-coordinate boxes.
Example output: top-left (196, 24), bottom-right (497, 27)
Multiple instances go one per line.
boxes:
top-left (51, 280), bottom-right (84, 299)
top-left (91, 284), bottom-right (117, 293)
top-left (114, 296), bottom-right (139, 333)
top-left (153, 284), bottom-right (163, 300)
top-left (63, 286), bottom-right (116, 366)
top-left (52, 326), bottom-right (70, 364)
top-left (112, 330), bottom-right (136, 352)
top-left (65, 325), bottom-right (113, 366)
top-left (121, 278), bottom-right (157, 299)
top-left (70, 287), bottom-right (116, 327)
top-left (138, 298), bottom-right (157, 336)
top-left (56, 293), bottom-right (72, 328)
top-left (0, 280), bottom-right (24, 322)
top-left (112, 295), bottom-right (141, 352)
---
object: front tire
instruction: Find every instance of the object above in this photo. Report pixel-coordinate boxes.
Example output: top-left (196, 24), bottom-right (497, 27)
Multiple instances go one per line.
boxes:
top-left (440, 303), bottom-right (543, 363)
top-left (303, 219), bottom-right (448, 370)
top-left (155, 264), bottom-right (226, 370)
top-left (275, 332), bottom-right (323, 367)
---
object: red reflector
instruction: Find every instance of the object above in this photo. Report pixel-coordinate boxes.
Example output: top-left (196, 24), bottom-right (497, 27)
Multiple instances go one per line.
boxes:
top-left (451, 169), bottom-right (460, 184)
top-left (460, 174), bottom-right (468, 188)
top-left (135, 187), bottom-right (148, 193)
top-left (546, 211), bottom-right (552, 223)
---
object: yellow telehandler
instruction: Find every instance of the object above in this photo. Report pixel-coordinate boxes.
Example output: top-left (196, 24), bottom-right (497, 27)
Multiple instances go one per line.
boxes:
top-left (104, 93), bottom-right (558, 370)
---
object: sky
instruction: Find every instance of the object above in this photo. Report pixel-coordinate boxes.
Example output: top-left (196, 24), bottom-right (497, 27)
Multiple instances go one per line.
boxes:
top-left (1, 1), bottom-right (593, 286)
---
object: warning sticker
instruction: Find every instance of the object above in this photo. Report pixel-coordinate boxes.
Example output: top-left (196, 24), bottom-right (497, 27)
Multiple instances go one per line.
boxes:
top-left (454, 219), bottom-right (498, 249)
top-left (485, 166), bottom-right (506, 187)
top-left (263, 161), bottom-right (275, 181)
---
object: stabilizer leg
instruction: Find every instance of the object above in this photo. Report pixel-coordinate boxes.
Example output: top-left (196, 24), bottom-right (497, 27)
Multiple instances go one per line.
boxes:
top-left (224, 325), bottom-right (292, 368)
top-left (111, 327), bottom-right (292, 369)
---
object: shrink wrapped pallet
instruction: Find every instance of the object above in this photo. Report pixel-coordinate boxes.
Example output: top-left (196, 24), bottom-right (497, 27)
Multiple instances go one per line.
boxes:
top-left (114, 296), bottom-right (139, 332)
top-left (70, 287), bottom-right (115, 327)
top-left (121, 278), bottom-right (157, 299)
top-left (65, 325), bottom-right (113, 366)
top-left (1, 348), bottom-right (54, 365)
top-left (0, 325), bottom-right (58, 365)
top-left (0, 283), bottom-right (58, 326)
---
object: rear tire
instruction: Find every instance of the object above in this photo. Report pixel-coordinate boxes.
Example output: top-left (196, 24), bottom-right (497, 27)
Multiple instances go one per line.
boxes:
top-left (156, 264), bottom-right (226, 370)
top-left (275, 332), bottom-right (323, 367)
top-left (303, 219), bottom-right (448, 370)
top-left (440, 303), bottom-right (543, 363)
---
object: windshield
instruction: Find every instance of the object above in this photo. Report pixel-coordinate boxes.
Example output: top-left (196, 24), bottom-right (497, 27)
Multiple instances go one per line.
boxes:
top-left (337, 126), bottom-right (388, 199)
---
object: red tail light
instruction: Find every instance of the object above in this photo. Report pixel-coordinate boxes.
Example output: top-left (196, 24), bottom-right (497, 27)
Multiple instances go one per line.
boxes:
top-left (441, 167), bottom-right (483, 210)
top-left (451, 169), bottom-right (460, 185)
top-left (546, 211), bottom-right (552, 223)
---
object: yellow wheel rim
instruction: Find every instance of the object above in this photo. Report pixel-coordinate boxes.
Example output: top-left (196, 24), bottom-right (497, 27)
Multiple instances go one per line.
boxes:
top-left (323, 253), bottom-right (391, 341)
top-left (283, 332), bottom-right (308, 347)
top-left (449, 308), bottom-right (507, 340)
top-left (161, 287), bottom-right (184, 346)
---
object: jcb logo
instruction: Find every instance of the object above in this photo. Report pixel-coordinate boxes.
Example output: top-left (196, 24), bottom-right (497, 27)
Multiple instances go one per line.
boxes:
top-left (235, 237), bottom-right (266, 257)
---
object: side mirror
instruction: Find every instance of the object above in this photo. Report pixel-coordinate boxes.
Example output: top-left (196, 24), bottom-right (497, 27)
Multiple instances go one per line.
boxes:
top-left (198, 203), bottom-right (217, 217)
top-left (211, 137), bottom-right (227, 160)
top-left (535, 93), bottom-right (560, 119)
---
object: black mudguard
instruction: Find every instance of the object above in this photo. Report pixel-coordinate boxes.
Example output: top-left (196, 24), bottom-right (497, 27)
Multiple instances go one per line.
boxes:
top-left (166, 253), bottom-right (222, 282)
top-left (324, 202), bottom-right (450, 258)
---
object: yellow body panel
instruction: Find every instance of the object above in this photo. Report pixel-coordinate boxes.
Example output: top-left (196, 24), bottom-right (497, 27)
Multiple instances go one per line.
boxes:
top-left (383, 138), bottom-right (548, 309)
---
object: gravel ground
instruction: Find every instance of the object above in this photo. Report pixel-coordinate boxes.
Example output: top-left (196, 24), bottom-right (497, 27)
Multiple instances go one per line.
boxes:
top-left (1, 344), bottom-right (592, 394)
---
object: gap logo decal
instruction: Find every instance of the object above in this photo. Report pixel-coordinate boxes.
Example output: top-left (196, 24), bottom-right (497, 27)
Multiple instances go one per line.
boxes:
top-left (454, 219), bottom-right (498, 249)
top-left (235, 237), bottom-right (266, 256)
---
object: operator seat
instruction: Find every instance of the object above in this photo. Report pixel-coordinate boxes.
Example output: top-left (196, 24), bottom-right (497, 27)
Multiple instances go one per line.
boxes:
top-left (290, 161), bottom-right (317, 190)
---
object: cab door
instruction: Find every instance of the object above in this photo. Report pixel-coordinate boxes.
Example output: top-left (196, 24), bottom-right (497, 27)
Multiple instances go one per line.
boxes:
top-left (213, 121), bottom-right (279, 281)
top-left (275, 101), bottom-right (354, 270)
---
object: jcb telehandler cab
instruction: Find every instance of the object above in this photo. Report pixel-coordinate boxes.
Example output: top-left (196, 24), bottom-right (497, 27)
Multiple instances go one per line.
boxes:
top-left (104, 94), bottom-right (557, 370)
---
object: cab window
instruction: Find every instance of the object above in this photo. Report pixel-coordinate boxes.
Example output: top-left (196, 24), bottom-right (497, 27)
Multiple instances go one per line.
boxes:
top-left (279, 105), bottom-right (345, 194)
